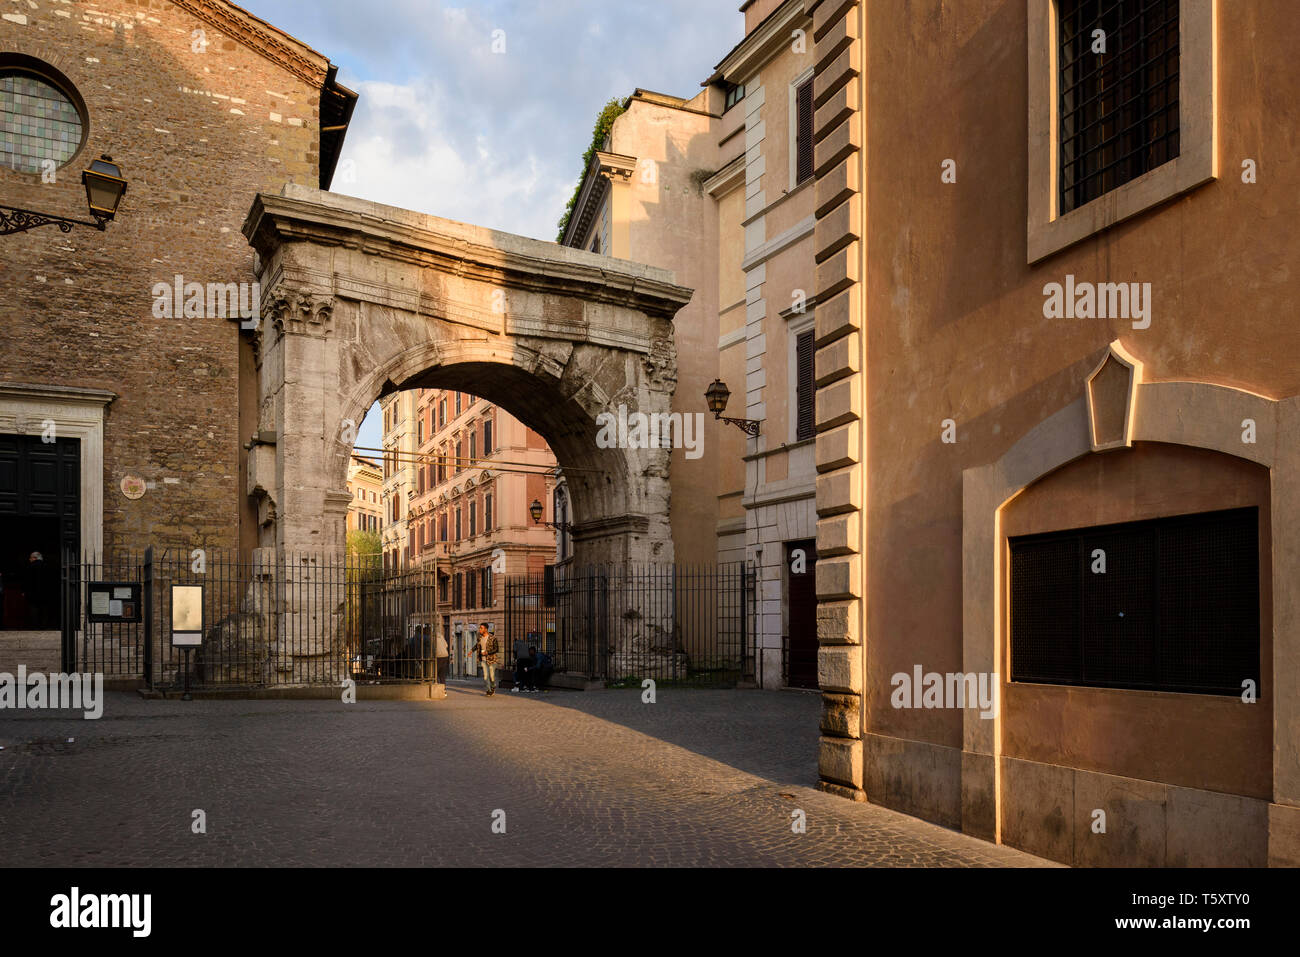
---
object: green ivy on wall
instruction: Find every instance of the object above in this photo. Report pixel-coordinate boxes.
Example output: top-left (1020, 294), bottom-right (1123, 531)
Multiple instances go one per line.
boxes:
top-left (555, 97), bottom-right (627, 243)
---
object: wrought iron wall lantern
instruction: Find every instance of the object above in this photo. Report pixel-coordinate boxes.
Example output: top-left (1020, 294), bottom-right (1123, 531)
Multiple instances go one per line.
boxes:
top-left (530, 498), bottom-right (573, 534)
top-left (705, 378), bottom-right (761, 436)
top-left (1, 155), bottom-right (128, 236)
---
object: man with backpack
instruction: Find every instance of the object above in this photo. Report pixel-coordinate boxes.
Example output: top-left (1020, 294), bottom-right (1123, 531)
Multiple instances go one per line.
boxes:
top-left (471, 622), bottom-right (499, 696)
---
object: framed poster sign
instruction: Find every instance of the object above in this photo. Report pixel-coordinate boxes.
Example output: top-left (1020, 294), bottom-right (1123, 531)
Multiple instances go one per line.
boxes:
top-left (170, 584), bottom-right (204, 647)
top-left (86, 582), bottom-right (143, 623)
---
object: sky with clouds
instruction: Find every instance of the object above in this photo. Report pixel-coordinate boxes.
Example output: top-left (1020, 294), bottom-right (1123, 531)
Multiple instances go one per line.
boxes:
top-left (247, 0), bottom-right (742, 452)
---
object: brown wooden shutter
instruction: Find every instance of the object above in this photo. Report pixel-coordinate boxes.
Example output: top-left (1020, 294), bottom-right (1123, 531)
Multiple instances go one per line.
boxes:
top-left (796, 79), bottom-right (814, 184)
top-left (796, 329), bottom-right (815, 440)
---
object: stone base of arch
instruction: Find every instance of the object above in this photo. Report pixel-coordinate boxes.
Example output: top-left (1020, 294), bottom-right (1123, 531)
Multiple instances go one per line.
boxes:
top-left (956, 349), bottom-right (1300, 866)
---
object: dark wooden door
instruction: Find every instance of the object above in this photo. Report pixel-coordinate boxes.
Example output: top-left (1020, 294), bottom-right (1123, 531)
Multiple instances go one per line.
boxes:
top-left (786, 539), bottom-right (818, 689)
top-left (0, 433), bottom-right (80, 630)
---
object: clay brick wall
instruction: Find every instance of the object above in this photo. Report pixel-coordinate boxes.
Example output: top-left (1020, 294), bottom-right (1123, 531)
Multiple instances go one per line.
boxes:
top-left (0, 0), bottom-right (328, 554)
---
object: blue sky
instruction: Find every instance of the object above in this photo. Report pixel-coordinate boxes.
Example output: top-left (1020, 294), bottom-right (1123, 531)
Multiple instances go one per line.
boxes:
top-left (244, 1), bottom-right (742, 456)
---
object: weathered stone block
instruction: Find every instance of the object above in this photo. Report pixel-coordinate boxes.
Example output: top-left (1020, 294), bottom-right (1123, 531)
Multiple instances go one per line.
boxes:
top-left (816, 643), bottom-right (861, 693)
top-left (818, 735), bottom-right (863, 788)
top-left (820, 692), bottom-right (861, 737)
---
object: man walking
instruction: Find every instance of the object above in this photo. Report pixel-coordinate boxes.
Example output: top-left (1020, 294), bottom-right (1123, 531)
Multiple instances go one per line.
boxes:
top-left (471, 622), bottom-right (499, 696)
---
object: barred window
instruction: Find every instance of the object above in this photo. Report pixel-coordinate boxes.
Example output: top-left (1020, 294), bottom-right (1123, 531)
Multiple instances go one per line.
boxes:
top-left (1010, 507), bottom-right (1259, 695)
top-left (1058, 0), bottom-right (1180, 215)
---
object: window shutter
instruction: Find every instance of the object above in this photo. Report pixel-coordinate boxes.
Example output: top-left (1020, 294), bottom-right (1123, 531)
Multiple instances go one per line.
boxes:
top-left (796, 79), bottom-right (814, 185)
top-left (796, 329), bottom-right (815, 440)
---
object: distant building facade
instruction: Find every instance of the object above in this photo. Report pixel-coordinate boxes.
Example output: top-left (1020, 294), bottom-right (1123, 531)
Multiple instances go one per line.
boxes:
top-left (379, 390), bottom-right (417, 571)
top-left (344, 455), bottom-right (382, 535)
top-left (379, 388), bottom-right (557, 672)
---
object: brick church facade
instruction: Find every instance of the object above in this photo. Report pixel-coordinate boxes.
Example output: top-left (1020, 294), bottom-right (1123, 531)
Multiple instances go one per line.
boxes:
top-left (0, 0), bottom-right (353, 665)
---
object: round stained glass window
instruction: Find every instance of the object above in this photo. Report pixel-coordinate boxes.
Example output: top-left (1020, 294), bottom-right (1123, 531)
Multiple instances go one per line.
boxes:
top-left (0, 69), bottom-right (85, 174)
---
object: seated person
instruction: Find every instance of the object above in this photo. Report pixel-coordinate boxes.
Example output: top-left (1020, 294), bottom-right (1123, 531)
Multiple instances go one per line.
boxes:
top-left (512, 644), bottom-right (536, 692)
top-left (530, 647), bottom-right (554, 691)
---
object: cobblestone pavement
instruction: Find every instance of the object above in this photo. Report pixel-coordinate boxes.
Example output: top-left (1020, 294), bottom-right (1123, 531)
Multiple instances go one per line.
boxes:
top-left (0, 684), bottom-right (1055, 867)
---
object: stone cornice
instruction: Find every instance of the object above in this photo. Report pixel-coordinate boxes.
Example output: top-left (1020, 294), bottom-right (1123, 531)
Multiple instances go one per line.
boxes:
top-left (562, 150), bottom-right (637, 249)
top-left (708, 0), bottom-right (809, 85)
top-left (704, 155), bottom-right (746, 198)
top-left (244, 186), bottom-right (693, 323)
top-left (0, 382), bottom-right (117, 407)
top-left (171, 0), bottom-right (330, 88)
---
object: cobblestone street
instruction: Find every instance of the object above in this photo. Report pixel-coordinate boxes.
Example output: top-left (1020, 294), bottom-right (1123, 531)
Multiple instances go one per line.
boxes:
top-left (0, 686), bottom-right (1053, 867)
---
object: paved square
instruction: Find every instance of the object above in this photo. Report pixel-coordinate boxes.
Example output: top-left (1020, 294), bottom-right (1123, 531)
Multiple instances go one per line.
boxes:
top-left (0, 685), bottom-right (1054, 866)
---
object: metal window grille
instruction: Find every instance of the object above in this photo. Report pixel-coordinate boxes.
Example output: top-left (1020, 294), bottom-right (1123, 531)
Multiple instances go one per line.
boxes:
top-left (1058, 0), bottom-right (1180, 214)
top-left (1009, 507), bottom-right (1259, 695)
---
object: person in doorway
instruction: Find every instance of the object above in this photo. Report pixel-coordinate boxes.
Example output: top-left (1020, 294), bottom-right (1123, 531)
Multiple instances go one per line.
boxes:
top-left (471, 622), bottom-right (499, 696)
top-left (23, 551), bottom-right (50, 630)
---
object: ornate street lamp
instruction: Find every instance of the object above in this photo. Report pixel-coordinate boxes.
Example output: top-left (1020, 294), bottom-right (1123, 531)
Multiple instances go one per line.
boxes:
top-left (530, 498), bottom-right (573, 533)
top-left (705, 378), bottom-right (761, 436)
top-left (1, 154), bottom-right (128, 235)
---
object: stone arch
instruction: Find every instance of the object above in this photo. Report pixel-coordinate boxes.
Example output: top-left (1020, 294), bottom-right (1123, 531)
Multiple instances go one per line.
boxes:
top-left (242, 185), bottom-right (691, 567)
top-left (959, 340), bottom-right (1300, 850)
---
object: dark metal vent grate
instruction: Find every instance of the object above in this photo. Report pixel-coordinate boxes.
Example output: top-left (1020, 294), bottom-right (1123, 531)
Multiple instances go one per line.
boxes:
top-left (1010, 507), bottom-right (1259, 695)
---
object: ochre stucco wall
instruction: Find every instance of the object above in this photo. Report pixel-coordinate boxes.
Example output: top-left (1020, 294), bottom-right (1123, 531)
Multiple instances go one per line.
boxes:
top-left (861, 0), bottom-right (1299, 795)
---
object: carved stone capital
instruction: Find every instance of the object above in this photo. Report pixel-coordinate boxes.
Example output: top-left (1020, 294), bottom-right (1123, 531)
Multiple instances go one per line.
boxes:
top-left (264, 287), bottom-right (335, 339)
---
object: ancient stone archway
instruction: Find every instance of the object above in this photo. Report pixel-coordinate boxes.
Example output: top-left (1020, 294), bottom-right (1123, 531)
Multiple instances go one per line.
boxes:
top-left (241, 185), bottom-right (691, 566)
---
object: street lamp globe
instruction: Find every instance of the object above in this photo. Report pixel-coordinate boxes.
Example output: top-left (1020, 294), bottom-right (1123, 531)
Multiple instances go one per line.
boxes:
top-left (705, 378), bottom-right (731, 417)
top-left (81, 155), bottom-right (127, 224)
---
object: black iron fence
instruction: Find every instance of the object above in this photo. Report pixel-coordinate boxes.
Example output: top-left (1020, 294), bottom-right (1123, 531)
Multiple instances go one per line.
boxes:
top-left (61, 549), bottom-right (437, 691)
top-left (60, 551), bottom-right (756, 692)
top-left (503, 562), bottom-right (755, 688)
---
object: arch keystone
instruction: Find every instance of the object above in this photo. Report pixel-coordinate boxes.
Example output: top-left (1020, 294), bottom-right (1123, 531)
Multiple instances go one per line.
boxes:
top-left (1085, 340), bottom-right (1143, 451)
